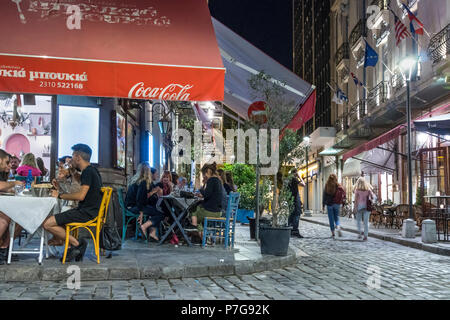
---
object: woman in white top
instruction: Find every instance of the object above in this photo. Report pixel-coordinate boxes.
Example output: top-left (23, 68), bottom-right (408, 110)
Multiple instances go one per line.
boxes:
top-left (353, 177), bottom-right (376, 241)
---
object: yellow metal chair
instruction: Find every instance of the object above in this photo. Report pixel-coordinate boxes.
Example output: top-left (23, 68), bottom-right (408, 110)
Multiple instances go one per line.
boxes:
top-left (62, 187), bottom-right (113, 264)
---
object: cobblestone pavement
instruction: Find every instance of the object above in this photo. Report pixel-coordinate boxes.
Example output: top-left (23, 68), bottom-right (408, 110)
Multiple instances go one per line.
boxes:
top-left (0, 222), bottom-right (449, 300)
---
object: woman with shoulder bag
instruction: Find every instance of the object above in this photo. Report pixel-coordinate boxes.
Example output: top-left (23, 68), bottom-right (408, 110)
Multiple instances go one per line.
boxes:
top-left (323, 174), bottom-right (346, 238)
top-left (353, 177), bottom-right (375, 241)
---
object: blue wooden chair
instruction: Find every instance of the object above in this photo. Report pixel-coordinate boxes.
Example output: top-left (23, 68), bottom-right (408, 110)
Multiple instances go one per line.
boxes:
top-left (202, 192), bottom-right (240, 249)
top-left (117, 187), bottom-right (147, 243)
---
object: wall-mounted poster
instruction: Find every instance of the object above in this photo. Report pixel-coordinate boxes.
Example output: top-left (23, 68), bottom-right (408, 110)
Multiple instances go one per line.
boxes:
top-left (126, 120), bottom-right (135, 176)
top-left (112, 111), bottom-right (126, 169)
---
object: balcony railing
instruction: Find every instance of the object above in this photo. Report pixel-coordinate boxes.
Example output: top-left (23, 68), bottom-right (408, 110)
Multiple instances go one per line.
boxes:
top-left (367, 81), bottom-right (389, 112)
top-left (371, 0), bottom-right (391, 9)
top-left (374, 22), bottom-right (390, 47)
top-left (348, 100), bottom-right (367, 123)
top-left (335, 42), bottom-right (349, 66)
top-left (390, 71), bottom-right (406, 93)
top-left (339, 68), bottom-right (349, 83)
top-left (350, 19), bottom-right (364, 48)
top-left (335, 114), bottom-right (349, 133)
top-left (428, 23), bottom-right (450, 64)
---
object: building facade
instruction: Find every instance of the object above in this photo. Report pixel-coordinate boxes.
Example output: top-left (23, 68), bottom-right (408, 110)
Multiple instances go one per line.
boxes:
top-left (293, 0), bottom-right (450, 214)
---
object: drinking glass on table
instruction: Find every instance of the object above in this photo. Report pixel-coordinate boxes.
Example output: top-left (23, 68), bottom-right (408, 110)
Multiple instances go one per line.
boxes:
top-left (14, 183), bottom-right (24, 196)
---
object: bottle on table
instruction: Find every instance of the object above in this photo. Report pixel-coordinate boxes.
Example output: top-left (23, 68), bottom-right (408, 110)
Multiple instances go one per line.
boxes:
top-left (25, 169), bottom-right (33, 189)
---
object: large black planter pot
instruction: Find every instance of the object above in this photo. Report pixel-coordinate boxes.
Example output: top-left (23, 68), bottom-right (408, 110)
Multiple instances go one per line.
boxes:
top-left (248, 217), bottom-right (272, 240)
top-left (260, 226), bottom-right (292, 256)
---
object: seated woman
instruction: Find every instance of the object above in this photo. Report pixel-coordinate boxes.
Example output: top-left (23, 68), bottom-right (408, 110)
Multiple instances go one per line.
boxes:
top-left (36, 157), bottom-right (49, 181)
top-left (134, 163), bottom-right (165, 242)
top-left (225, 171), bottom-right (237, 193)
top-left (16, 153), bottom-right (42, 177)
top-left (187, 163), bottom-right (224, 238)
top-left (217, 169), bottom-right (229, 216)
top-left (161, 171), bottom-right (174, 196)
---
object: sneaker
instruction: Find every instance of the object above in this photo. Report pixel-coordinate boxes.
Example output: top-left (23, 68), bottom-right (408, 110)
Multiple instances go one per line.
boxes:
top-left (337, 227), bottom-right (343, 237)
top-left (363, 236), bottom-right (368, 241)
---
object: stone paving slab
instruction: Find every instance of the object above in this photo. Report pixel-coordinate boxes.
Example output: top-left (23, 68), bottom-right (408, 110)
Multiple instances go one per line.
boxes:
top-left (302, 214), bottom-right (450, 256)
top-left (0, 225), bottom-right (305, 282)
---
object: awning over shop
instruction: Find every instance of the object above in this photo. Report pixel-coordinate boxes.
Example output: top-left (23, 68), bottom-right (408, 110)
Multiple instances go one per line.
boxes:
top-left (414, 113), bottom-right (450, 135)
top-left (0, 0), bottom-right (225, 101)
top-left (212, 18), bottom-right (315, 120)
top-left (342, 126), bottom-right (402, 162)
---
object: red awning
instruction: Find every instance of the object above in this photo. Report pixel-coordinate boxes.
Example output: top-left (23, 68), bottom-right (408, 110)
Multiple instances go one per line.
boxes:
top-left (343, 126), bottom-right (402, 162)
top-left (0, 0), bottom-right (225, 101)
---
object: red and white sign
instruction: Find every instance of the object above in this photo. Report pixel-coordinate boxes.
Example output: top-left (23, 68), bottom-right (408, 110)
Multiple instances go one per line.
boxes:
top-left (0, 0), bottom-right (225, 101)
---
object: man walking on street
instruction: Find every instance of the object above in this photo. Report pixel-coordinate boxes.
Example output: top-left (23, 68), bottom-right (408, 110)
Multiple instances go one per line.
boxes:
top-left (288, 168), bottom-right (305, 238)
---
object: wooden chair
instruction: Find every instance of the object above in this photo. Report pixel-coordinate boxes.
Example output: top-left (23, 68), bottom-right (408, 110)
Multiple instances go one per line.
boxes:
top-left (202, 192), bottom-right (240, 249)
top-left (414, 205), bottom-right (423, 229)
top-left (62, 187), bottom-right (113, 264)
top-left (394, 205), bottom-right (410, 229)
top-left (371, 205), bottom-right (384, 228)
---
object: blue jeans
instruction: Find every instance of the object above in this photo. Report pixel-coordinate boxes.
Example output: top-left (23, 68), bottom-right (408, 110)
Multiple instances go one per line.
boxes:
top-left (356, 209), bottom-right (371, 238)
top-left (327, 204), bottom-right (341, 232)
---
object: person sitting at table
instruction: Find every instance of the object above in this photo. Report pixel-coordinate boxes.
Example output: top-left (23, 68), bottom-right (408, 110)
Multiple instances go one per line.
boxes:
top-left (225, 171), bottom-right (237, 193)
top-left (43, 144), bottom-right (102, 262)
top-left (161, 171), bottom-right (174, 196)
top-left (176, 177), bottom-right (188, 192)
top-left (36, 157), bottom-right (49, 180)
top-left (9, 155), bottom-right (20, 177)
top-left (0, 149), bottom-right (25, 264)
top-left (135, 164), bottom-right (165, 242)
top-left (16, 153), bottom-right (42, 177)
top-left (186, 163), bottom-right (224, 238)
top-left (216, 169), bottom-right (229, 216)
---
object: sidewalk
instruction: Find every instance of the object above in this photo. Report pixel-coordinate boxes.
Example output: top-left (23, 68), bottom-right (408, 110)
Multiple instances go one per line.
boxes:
top-left (302, 214), bottom-right (450, 256)
top-left (0, 225), bottom-right (305, 282)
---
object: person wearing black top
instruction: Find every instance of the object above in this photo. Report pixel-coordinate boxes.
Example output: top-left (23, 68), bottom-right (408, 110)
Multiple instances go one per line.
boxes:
top-left (132, 164), bottom-right (164, 242)
top-left (187, 163), bottom-right (223, 237)
top-left (43, 144), bottom-right (102, 262)
top-left (288, 169), bottom-right (305, 238)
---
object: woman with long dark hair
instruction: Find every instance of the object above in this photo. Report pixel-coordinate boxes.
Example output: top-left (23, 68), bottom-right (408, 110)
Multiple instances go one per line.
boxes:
top-left (323, 174), bottom-right (346, 238)
top-left (187, 163), bottom-right (224, 238)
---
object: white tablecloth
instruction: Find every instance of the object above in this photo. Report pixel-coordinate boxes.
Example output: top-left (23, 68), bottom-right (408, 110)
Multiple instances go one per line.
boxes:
top-left (0, 196), bottom-right (58, 234)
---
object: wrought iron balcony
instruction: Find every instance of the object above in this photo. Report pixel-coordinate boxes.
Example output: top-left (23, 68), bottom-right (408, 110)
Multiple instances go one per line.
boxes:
top-left (367, 81), bottom-right (389, 112)
top-left (335, 42), bottom-right (349, 66)
top-left (390, 71), bottom-right (406, 93)
top-left (371, 0), bottom-right (391, 9)
top-left (350, 19), bottom-right (364, 48)
top-left (348, 100), bottom-right (367, 123)
top-left (428, 23), bottom-right (450, 64)
top-left (335, 113), bottom-right (349, 133)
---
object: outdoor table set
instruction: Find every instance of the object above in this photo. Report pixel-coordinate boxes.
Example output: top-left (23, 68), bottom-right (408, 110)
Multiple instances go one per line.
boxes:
top-left (159, 194), bottom-right (201, 247)
top-left (0, 185), bottom-right (59, 265)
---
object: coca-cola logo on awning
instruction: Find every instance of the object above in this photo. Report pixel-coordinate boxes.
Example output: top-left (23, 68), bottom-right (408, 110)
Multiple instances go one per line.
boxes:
top-left (11, 0), bottom-right (171, 28)
top-left (128, 83), bottom-right (193, 101)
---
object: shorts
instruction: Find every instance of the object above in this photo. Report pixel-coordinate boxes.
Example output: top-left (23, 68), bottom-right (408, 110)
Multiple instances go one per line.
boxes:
top-left (55, 208), bottom-right (95, 226)
top-left (191, 206), bottom-right (221, 232)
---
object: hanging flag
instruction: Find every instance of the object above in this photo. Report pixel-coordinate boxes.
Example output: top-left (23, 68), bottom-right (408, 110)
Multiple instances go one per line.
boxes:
top-left (351, 72), bottom-right (363, 86)
top-left (280, 90), bottom-right (316, 140)
top-left (392, 11), bottom-right (411, 46)
top-left (364, 40), bottom-right (379, 68)
top-left (402, 3), bottom-right (424, 36)
top-left (332, 87), bottom-right (349, 105)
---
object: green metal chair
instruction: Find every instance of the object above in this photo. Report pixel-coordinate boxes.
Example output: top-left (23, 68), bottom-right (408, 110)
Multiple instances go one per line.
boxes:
top-left (117, 187), bottom-right (147, 243)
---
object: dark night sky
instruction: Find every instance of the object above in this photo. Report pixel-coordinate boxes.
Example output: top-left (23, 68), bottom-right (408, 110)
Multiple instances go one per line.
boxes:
top-left (208, 0), bottom-right (293, 70)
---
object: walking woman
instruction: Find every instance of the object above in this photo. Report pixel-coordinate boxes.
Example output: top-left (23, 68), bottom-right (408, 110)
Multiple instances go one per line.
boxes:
top-left (354, 177), bottom-right (375, 241)
top-left (323, 174), bottom-right (346, 238)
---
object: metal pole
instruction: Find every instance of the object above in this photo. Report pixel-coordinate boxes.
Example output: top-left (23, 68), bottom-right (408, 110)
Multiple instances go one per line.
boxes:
top-left (255, 127), bottom-right (260, 241)
top-left (406, 79), bottom-right (414, 219)
top-left (305, 145), bottom-right (309, 210)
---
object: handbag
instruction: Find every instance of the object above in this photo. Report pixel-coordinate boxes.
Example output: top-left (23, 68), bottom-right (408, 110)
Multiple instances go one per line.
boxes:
top-left (100, 224), bottom-right (122, 251)
top-left (366, 193), bottom-right (374, 212)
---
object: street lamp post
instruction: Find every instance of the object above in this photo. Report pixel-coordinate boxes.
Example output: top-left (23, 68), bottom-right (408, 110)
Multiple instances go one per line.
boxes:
top-left (303, 136), bottom-right (311, 216)
top-left (399, 56), bottom-right (418, 237)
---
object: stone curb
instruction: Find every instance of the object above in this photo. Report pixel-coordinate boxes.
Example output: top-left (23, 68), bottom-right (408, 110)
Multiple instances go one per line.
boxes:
top-left (301, 217), bottom-right (450, 257)
top-left (0, 246), bottom-right (300, 282)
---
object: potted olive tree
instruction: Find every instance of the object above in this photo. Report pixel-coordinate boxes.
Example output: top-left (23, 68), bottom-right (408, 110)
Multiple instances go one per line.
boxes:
top-left (259, 174), bottom-right (295, 256)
